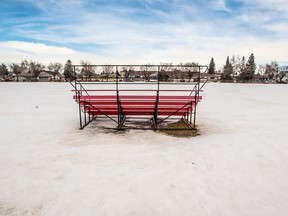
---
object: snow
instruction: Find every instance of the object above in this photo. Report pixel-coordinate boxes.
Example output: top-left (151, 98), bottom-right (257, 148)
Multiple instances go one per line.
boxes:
top-left (0, 82), bottom-right (288, 216)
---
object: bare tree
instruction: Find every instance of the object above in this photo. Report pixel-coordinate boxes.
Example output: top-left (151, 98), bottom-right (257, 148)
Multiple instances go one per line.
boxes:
top-left (140, 64), bottom-right (156, 82)
top-left (258, 64), bottom-right (266, 76)
top-left (277, 66), bottom-right (288, 83)
top-left (264, 61), bottom-right (278, 80)
top-left (48, 62), bottom-right (63, 81)
top-left (121, 66), bottom-right (135, 81)
top-left (230, 55), bottom-right (242, 77)
top-left (10, 63), bottom-right (22, 82)
top-left (20, 60), bottom-right (31, 81)
top-left (30, 60), bottom-right (45, 80)
top-left (80, 61), bottom-right (95, 81)
top-left (103, 64), bottom-right (114, 81)
top-left (182, 62), bottom-right (199, 82)
top-left (171, 66), bottom-right (182, 80)
top-left (20, 60), bottom-right (45, 81)
top-left (0, 63), bottom-right (8, 77)
top-left (159, 63), bottom-right (173, 81)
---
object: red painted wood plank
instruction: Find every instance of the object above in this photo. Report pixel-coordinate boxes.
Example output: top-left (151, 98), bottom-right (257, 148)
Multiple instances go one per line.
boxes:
top-left (80, 101), bottom-right (195, 106)
top-left (88, 111), bottom-right (187, 116)
top-left (72, 89), bottom-right (203, 92)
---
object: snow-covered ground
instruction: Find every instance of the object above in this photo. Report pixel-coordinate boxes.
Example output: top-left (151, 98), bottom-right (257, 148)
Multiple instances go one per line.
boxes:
top-left (0, 82), bottom-right (288, 216)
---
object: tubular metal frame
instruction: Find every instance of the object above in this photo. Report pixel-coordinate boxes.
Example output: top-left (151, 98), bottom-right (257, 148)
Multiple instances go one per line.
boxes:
top-left (71, 64), bottom-right (207, 130)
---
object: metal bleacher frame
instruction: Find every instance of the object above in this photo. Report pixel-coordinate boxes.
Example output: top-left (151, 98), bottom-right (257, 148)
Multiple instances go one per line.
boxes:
top-left (70, 64), bottom-right (207, 131)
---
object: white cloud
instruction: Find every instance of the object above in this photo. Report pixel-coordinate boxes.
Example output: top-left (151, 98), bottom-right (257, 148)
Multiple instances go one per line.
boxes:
top-left (0, 41), bottom-right (83, 65)
top-left (263, 23), bottom-right (288, 35)
top-left (252, 0), bottom-right (288, 13)
top-left (2, 31), bottom-right (287, 68)
top-left (208, 0), bottom-right (229, 11)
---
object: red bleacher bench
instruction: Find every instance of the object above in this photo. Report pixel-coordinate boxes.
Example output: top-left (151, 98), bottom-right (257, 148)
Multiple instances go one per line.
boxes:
top-left (73, 93), bottom-right (202, 117)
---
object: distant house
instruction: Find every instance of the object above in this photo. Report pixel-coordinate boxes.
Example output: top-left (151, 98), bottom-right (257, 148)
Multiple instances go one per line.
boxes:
top-left (38, 71), bottom-right (64, 82)
top-left (119, 71), bottom-right (222, 83)
top-left (149, 72), bottom-right (158, 81)
top-left (20, 72), bottom-right (33, 82)
top-left (0, 75), bottom-right (13, 82)
top-left (254, 73), bottom-right (265, 83)
top-left (120, 71), bottom-right (143, 82)
top-left (200, 73), bottom-right (222, 82)
top-left (129, 71), bottom-right (143, 81)
top-left (97, 73), bottom-right (119, 82)
top-left (38, 71), bottom-right (53, 82)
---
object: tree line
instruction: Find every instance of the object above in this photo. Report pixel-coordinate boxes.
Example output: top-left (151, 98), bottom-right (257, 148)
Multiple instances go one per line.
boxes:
top-left (0, 59), bottom-right (202, 82)
top-left (0, 60), bottom-right (62, 82)
top-left (208, 53), bottom-right (288, 83)
top-left (1, 56), bottom-right (287, 83)
top-left (64, 61), bottom-right (201, 82)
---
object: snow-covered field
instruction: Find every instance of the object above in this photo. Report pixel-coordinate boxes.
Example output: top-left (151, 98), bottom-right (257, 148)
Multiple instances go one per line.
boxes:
top-left (0, 82), bottom-right (288, 216)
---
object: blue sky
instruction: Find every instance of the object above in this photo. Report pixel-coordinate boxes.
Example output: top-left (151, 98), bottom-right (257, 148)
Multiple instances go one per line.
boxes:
top-left (0, 0), bottom-right (287, 68)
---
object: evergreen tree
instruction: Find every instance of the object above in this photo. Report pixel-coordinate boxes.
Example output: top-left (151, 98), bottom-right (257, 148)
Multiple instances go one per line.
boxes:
top-left (238, 54), bottom-right (256, 82)
top-left (64, 60), bottom-right (74, 81)
top-left (208, 58), bottom-right (215, 74)
top-left (238, 56), bottom-right (246, 81)
top-left (221, 56), bottom-right (233, 81)
top-left (245, 53), bottom-right (256, 81)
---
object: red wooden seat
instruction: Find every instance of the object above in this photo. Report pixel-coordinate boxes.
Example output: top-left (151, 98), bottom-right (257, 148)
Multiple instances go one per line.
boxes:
top-left (73, 88), bottom-right (202, 130)
top-left (75, 92), bottom-right (201, 113)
